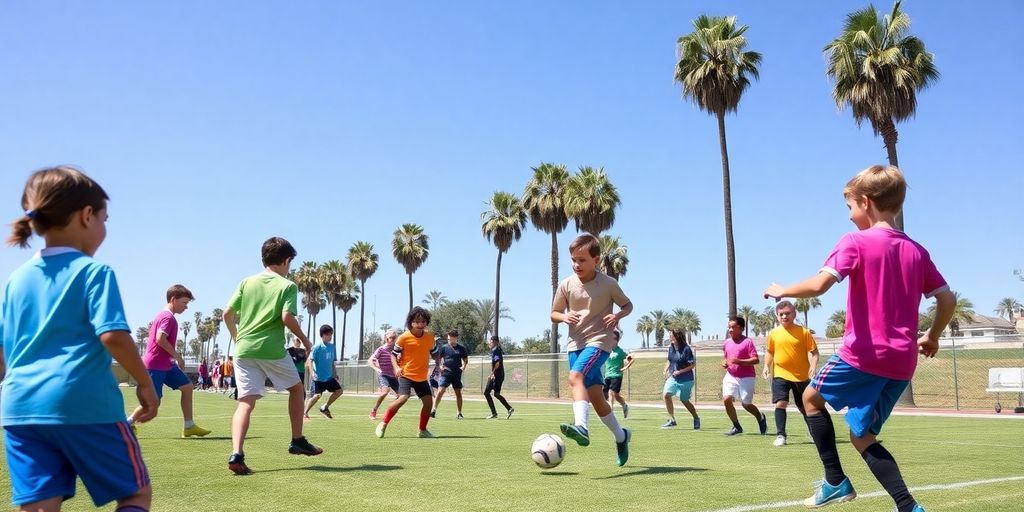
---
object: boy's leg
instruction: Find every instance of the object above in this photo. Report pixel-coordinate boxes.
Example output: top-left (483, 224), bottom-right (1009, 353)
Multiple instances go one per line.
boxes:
top-left (231, 396), bottom-right (258, 455)
top-left (325, 389), bottom-right (343, 408)
top-left (418, 391), bottom-right (434, 433)
top-left (18, 497), bottom-right (63, 512)
top-left (114, 484), bottom-right (152, 511)
top-left (803, 386), bottom-right (848, 487)
top-left (432, 385), bottom-right (447, 415)
top-left (286, 382), bottom-right (306, 439)
top-left (483, 379), bottom-right (497, 415)
top-left (454, 387), bottom-right (464, 414)
top-left (663, 393), bottom-right (676, 419)
top-left (848, 379), bottom-right (917, 512)
top-left (772, 378), bottom-right (790, 437)
top-left (179, 383), bottom-right (195, 423)
top-left (304, 392), bottom-right (323, 417)
top-left (723, 396), bottom-right (740, 427)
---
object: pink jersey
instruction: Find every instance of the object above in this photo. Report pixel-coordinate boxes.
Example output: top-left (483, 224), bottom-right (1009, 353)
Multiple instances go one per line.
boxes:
top-left (821, 227), bottom-right (948, 380)
top-left (723, 337), bottom-right (757, 378)
top-left (142, 309), bottom-right (177, 371)
top-left (372, 344), bottom-right (395, 377)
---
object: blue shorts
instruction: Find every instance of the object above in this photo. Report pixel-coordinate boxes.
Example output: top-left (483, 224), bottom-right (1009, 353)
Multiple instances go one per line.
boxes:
top-left (378, 375), bottom-right (399, 392)
top-left (149, 366), bottom-right (191, 399)
top-left (4, 422), bottom-right (149, 507)
top-left (438, 371), bottom-right (463, 390)
top-left (663, 379), bottom-right (694, 401)
top-left (568, 346), bottom-right (609, 389)
top-left (811, 355), bottom-right (909, 438)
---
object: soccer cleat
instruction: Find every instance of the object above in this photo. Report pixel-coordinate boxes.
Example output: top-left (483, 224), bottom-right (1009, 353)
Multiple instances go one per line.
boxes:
top-left (803, 478), bottom-right (856, 508)
top-left (288, 436), bottom-right (323, 456)
top-left (622, 403), bottom-right (629, 419)
top-left (182, 424), bottom-right (211, 438)
top-left (456, 413), bottom-right (464, 420)
top-left (430, 410), bottom-right (436, 418)
top-left (757, 413), bottom-right (768, 435)
top-left (774, 434), bottom-right (787, 447)
top-left (910, 505), bottom-right (926, 512)
top-left (506, 408), bottom-right (515, 420)
top-left (615, 428), bottom-right (631, 467)
top-left (560, 423), bottom-right (591, 447)
top-left (375, 422), bottom-right (387, 438)
top-left (693, 417), bottom-right (701, 430)
top-left (661, 419), bottom-right (677, 429)
top-left (725, 426), bottom-right (743, 436)
top-left (417, 429), bottom-right (436, 438)
top-left (369, 409), bottom-right (377, 420)
top-left (227, 453), bottom-right (252, 475)
top-left (319, 406), bottom-right (333, 419)
top-left (485, 413), bottom-right (498, 419)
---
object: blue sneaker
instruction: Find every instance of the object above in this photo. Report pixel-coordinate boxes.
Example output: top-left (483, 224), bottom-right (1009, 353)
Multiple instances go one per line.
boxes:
top-left (560, 423), bottom-right (590, 447)
top-left (803, 478), bottom-right (856, 508)
top-left (910, 505), bottom-right (926, 512)
top-left (615, 428), bottom-right (631, 467)
top-left (693, 416), bottom-right (701, 430)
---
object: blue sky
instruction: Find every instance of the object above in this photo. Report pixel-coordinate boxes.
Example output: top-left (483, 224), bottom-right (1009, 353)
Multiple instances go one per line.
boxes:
top-left (2, 1), bottom-right (1021, 355)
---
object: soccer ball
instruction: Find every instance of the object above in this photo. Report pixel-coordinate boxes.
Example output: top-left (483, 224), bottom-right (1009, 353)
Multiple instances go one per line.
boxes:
top-left (531, 433), bottom-right (565, 469)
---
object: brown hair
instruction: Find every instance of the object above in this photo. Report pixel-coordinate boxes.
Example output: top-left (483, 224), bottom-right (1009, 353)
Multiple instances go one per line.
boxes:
top-left (166, 284), bottom-right (195, 302)
top-left (843, 165), bottom-right (907, 213)
top-left (7, 166), bottom-right (109, 248)
top-left (568, 233), bottom-right (600, 257)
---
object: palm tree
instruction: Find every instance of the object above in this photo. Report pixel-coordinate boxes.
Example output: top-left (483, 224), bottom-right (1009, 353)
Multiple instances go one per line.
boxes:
top-left (336, 280), bottom-right (359, 360)
top-left (473, 299), bottom-right (514, 342)
top-left (825, 0), bottom-right (938, 231)
top-left (180, 320), bottom-right (192, 354)
top-left (563, 166), bottom-right (620, 234)
top-left (826, 309), bottom-right (846, 338)
top-left (635, 315), bottom-right (654, 348)
top-left (135, 324), bottom-right (150, 354)
top-left (670, 308), bottom-right (701, 344)
top-left (794, 297), bottom-right (822, 329)
top-left (598, 235), bottom-right (629, 281)
top-left (930, 292), bottom-right (975, 337)
top-left (422, 290), bottom-right (449, 310)
top-left (320, 260), bottom-right (349, 358)
top-left (750, 312), bottom-right (775, 337)
top-left (649, 310), bottom-right (670, 347)
top-left (301, 291), bottom-right (326, 337)
top-left (995, 298), bottom-right (1023, 323)
top-left (292, 261), bottom-right (322, 339)
top-left (347, 241), bottom-right (379, 360)
top-left (481, 191), bottom-right (527, 341)
top-left (522, 162), bottom-right (571, 397)
top-left (737, 305), bottom-right (757, 336)
top-left (675, 15), bottom-right (761, 318)
top-left (391, 224), bottom-right (430, 313)
top-left (209, 308), bottom-right (223, 361)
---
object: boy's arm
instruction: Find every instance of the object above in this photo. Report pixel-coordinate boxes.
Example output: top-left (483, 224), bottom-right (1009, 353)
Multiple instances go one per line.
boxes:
top-left (763, 272), bottom-right (837, 300)
top-left (919, 290), bottom-right (956, 357)
top-left (390, 353), bottom-right (402, 378)
top-left (460, 355), bottom-right (468, 373)
top-left (156, 331), bottom-right (185, 369)
top-left (622, 355), bottom-right (634, 371)
top-left (281, 311), bottom-right (311, 351)
top-left (223, 307), bottom-right (238, 342)
top-left (368, 351), bottom-right (381, 373)
top-left (808, 349), bottom-right (820, 373)
top-left (102, 331), bottom-right (158, 423)
top-left (603, 300), bottom-right (634, 329)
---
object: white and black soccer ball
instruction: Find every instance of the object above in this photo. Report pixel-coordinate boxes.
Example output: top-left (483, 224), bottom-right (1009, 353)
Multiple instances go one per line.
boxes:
top-left (531, 433), bottom-right (565, 469)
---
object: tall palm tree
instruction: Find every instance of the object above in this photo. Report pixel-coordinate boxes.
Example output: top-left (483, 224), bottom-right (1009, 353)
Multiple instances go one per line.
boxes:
top-left (209, 308), bottom-right (223, 361)
top-left (336, 280), bottom-right (359, 360)
top-left (670, 308), bottom-right (701, 344)
top-left (635, 315), bottom-right (654, 349)
top-left (301, 291), bottom-right (326, 337)
top-left (825, 0), bottom-right (938, 231)
top-left (391, 224), bottom-right (430, 313)
top-left (826, 309), bottom-right (846, 338)
top-left (473, 299), bottom-right (514, 343)
top-left (523, 162), bottom-right (571, 397)
top-left (598, 235), bottom-right (629, 281)
top-left (930, 292), bottom-right (975, 337)
top-left (737, 305), bottom-right (757, 336)
top-left (563, 166), bottom-right (620, 235)
top-left (994, 298), bottom-right (1023, 323)
top-left (649, 310), bottom-right (671, 347)
top-left (292, 261), bottom-right (322, 339)
top-left (320, 260), bottom-right (349, 358)
top-left (422, 290), bottom-right (449, 310)
top-left (675, 15), bottom-right (761, 318)
top-left (481, 191), bottom-right (527, 341)
top-left (180, 320), bottom-right (192, 354)
top-left (794, 297), bottom-right (822, 330)
top-left (347, 241), bottom-right (379, 360)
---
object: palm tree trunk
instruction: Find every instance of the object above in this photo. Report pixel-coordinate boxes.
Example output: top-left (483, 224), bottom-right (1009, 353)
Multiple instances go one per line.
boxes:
top-left (340, 311), bottom-right (349, 361)
top-left (407, 273), bottom-right (413, 314)
top-left (332, 307), bottom-right (338, 361)
top-left (879, 117), bottom-right (903, 232)
top-left (804, 311), bottom-right (809, 328)
top-left (549, 231), bottom-right (560, 398)
top-left (358, 280), bottom-right (366, 360)
top-left (306, 313), bottom-right (312, 341)
top-left (717, 111), bottom-right (738, 318)
top-left (494, 251), bottom-right (503, 341)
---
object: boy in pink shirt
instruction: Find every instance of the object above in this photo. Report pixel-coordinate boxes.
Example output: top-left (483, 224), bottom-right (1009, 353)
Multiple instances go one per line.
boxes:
top-left (764, 165), bottom-right (954, 512)
top-left (721, 316), bottom-right (767, 436)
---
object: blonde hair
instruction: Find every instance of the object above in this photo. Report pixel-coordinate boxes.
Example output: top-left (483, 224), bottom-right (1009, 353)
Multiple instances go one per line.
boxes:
top-left (7, 166), bottom-right (109, 248)
top-left (843, 165), bottom-right (906, 213)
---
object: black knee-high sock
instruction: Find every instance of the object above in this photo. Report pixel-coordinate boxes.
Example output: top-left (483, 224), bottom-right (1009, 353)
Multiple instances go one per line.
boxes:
top-left (862, 442), bottom-right (915, 512)
top-left (774, 408), bottom-right (787, 436)
top-left (805, 413), bottom-right (846, 486)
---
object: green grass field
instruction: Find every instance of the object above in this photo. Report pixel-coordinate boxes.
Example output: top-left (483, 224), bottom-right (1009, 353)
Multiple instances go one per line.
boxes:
top-left (2, 389), bottom-right (1023, 511)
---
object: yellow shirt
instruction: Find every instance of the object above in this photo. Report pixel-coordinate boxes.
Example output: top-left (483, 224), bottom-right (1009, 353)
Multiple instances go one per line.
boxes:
top-left (394, 330), bottom-right (437, 381)
top-left (766, 324), bottom-right (817, 382)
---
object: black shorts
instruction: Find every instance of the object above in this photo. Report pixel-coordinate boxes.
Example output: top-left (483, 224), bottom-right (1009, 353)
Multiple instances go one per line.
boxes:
top-left (771, 377), bottom-right (809, 404)
top-left (312, 378), bottom-right (342, 394)
top-left (378, 375), bottom-right (399, 392)
top-left (603, 377), bottom-right (623, 394)
top-left (438, 371), bottom-right (463, 390)
top-left (399, 377), bottom-right (432, 398)
top-left (429, 377), bottom-right (439, 389)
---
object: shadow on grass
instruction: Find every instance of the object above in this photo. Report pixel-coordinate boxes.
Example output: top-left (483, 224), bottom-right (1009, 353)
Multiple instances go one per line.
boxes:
top-left (179, 436), bottom-right (234, 441)
top-left (539, 471), bottom-right (580, 476)
top-left (256, 464), bottom-right (403, 474)
top-left (594, 466), bottom-right (707, 479)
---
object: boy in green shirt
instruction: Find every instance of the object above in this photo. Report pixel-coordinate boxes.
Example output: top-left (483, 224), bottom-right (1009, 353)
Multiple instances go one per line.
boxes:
top-left (222, 237), bottom-right (322, 475)
top-left (602, 331), bottom-right (634, 418)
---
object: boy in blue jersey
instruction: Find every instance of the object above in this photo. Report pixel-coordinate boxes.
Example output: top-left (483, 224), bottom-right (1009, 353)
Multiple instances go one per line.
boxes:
top-left (303, 325), bottom-right (343, 420)
top-left (2, 166), bottom-right (158, 511)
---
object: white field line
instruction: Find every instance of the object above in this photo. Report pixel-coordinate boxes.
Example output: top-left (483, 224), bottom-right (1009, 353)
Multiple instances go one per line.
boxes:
top-left (700, 475), bottom-right (1024, 512)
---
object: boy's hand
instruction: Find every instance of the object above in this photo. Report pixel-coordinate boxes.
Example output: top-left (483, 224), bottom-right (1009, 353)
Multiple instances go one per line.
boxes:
top-left (602, 314), bottom-right (619, 329)
top-left (134, 384), bottom-right (159, 423)
top-left (761, 366), bottom-right (771, 380)
top-left (565, 311), bottom-right (582, 325)
top-left (763, 283), bottom-right (785, 300)
top-left (917, 335), bottom-right (939, 358)
top-left (721, 359), bottom-right (728, 369)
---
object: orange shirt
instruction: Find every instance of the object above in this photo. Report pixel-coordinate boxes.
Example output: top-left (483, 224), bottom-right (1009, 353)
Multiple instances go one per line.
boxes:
top-left (223, 360), bottom-right (234, 376)
top-left (394, 330), bottom-right (437, 381)
top-left (766, 324), bottom-right (817, 382)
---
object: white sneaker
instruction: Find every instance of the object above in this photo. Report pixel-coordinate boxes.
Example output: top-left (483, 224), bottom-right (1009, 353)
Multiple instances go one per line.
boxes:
top-left (622, 403), bottom-right (630, 419)
top-left (773, 434), bottom-right (787, 447)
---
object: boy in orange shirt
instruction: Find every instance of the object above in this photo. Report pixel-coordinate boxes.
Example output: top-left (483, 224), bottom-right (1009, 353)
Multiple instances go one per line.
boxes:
top-left (375, 307), bottom-right (442, 439)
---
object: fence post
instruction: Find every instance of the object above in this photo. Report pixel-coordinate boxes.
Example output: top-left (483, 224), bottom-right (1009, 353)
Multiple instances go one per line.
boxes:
top-left (951, 337), bottom-right (960, 411)
top-left (525, 354), bottom-right (529, 399)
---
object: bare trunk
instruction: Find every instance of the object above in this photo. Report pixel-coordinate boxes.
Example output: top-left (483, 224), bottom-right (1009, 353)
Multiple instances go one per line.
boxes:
top-left (341, 311), bottom-right (348, 361)
top-left (879, 117), bottom-right (903, 232)
top-left (549, 231), bottom-right (560, 397)
top-left (717, 111), bottom-right (738, 318)
top-left (407, 272), bottom-right (413, 315)
top-left (494, 251), bottom-right (502, 341)
top-left (332, 307), bottom-right (338, 361)
top-left (358, 279), bottom-right (367, 360)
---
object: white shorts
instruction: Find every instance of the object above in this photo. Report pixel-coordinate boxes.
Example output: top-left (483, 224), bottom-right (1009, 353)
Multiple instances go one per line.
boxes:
top-left (722, 374), bottom-right (756, 404)
top-left (235, 356), bottom-right (301, 399)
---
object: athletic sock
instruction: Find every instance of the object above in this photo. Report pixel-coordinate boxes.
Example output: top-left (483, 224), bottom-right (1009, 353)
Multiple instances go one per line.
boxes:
top-left (184, 420), bottom-right (195, 429)
top-left (419, 410), bottom-right (430, 431)
top-left (805, 413), bottom-right (846, 486)
top-left (383, 408), bottom-right (397, 425)
top-left (862, 442), bottom-right (915, 512)
top-left (572, 400), bottom-right (590, 429)
top-left (600, 413), bottom-right (626, 443)
top-left (774, 408), bottom-right (787, 436)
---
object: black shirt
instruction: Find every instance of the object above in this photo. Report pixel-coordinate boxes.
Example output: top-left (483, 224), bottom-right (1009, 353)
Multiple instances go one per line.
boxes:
top-left (491, 346), bottom-right (504, 373)
top-left (287, 347), bottom-right (307, 369)
top-left (439, 343), bottom-right (469, 373)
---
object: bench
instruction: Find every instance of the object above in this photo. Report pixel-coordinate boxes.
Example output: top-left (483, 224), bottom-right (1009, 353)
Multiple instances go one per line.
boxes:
top-left (986, 367), bottom-right (1024, 413)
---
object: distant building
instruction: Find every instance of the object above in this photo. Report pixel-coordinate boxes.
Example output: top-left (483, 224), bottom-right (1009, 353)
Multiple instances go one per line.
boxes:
top-left (949, 314), bottom-right (1019, 344)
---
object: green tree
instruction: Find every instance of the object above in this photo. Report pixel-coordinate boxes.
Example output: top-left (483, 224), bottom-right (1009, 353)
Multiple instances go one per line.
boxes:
top-left (994, 297), bottom-right (1022, 323)
top-left (563, 166), bottom-right (620, 235)
top-left (292, 261), bottom-right (322, 339)
top-left (431, 299), bottom-right (485, 354)
top-left (523, 162), bottom-right (571, 396)
top-left (826, 310), bottom-right (846, 338)
top-left (361, 331), bottom-right (383, 362)
top-left (650, 310), bottom-right (671, 347)
top-left (135, 323), bottom-right (151, 354)
top-left (347, 241), bottom-right (379, 360)
top-left (635, 315), bottom-right (654, 348)
top-left (737, 305), bottom-right (757, 337)
top-left (392, 224), bottom-right (430, 313)
top-left (422, 290), bottom-right (449, 310)
top-left (481, 191), bottom-right (527, 341)
top-left (929, 292), bottom-right (974, 337)
top-left (825, 0), bottom-right (938, 231)
top-left (180, 320), bottom-right (192, 355)
top-left (598, 235), bottom-right (629, 281)
top-left (473, 299), bottom-right (514, 344)
top-left (320, 260), bottom-right (349, 360)
top-left (670, 308), bottom-right (701, 344)
top-left (335, 280), bottom-right (358, 360)
top-left (675, 15), bottom-right (761, 318)
top-left (794, 297), bottom-right (822, 329)
top-left (750, 312), bottom-right (775, 337)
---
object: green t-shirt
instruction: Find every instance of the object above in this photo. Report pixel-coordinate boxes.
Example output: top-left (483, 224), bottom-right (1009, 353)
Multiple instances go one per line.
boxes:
top-left (604, 346), bottom-right (629, 378)
top-left (227, 271), bottom-right (297, 360)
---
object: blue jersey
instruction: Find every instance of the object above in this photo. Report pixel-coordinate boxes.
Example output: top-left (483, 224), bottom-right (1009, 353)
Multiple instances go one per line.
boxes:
top-left (439, 343), bottom-right (468, 373)
top-left (491, 346), bottom-right (504, 373)
top-left (667, 344), bottom-right (695, 383)
top-left (1, 248), bottom-right (131, 425)
top-left (310, 341), bottom-right (336, 381)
